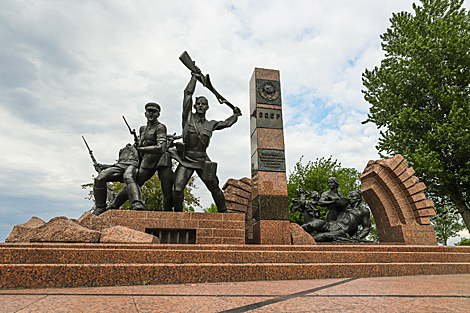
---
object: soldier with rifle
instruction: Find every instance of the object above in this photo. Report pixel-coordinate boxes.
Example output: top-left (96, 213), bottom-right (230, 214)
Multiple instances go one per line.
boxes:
top-left (170, 52), bottom-right (242, 213)
top-left (107, 102), bottom-right (173, 211)
top-left (88, 140), bottom-right (144, 216)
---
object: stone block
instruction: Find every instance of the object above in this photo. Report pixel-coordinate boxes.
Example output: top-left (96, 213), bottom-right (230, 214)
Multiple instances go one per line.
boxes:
top-left (391, 160), bottom-right (409, 178)
top-left (223, 178), bottom-right (252, 192)
top-left (407, 182), bottom-right (427, 196)
top-left (252, 195), bottom-right (289, 221)
top-left (402, 176), bottom-right (419, 189)
top-left (224, 185), bottom-right (251, 199)
top-left (251, 171), bottom-right (288, 199)
top-left (289, 223), bottom-right (316, 245)
top-left (5, 217), bottom-right (46, 243)
top-left (414, 208), bottom-right (436, 218)
top-left (240, 177), bottom-right (251, 186)
top-left (31, 218), bottom-right (101, 243)
top-left (227, 202), bottom-right (249, 213)
top-left (100, 226), bottom-right (159, 244)
top-left (253, 220), bottom-right (290, 245)
top-left (416, 217), bottom-right (431, 225)
top-left (413, 199), bottom-right (434, 210)
top-left (408, 193), bottom-right (426, 203)
top-left (224, 193), bottom-right (249, 206)
top-left (251, 128), bottom-right (285, 152)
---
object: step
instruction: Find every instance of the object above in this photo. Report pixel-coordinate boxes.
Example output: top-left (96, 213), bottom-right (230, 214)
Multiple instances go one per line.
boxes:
top-left (1, 243), bottom-right (469, 289)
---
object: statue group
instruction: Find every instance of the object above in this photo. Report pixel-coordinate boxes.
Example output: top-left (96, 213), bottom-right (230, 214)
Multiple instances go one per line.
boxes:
top-left (88, 52), bottom-right (242, 215)
top-left (291, 177), bottom-right (372, 242)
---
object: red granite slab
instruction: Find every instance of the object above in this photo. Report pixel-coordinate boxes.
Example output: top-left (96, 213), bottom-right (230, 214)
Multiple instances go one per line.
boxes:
top-left (2, 242), bottom-right (470, 290)
top-left (79, 211), bottom-right (245, 245)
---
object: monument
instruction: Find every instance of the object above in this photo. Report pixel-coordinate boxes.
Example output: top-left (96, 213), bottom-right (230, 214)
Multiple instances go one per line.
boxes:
top-left (250, 68), bottom-right (290, 244)
top-left (4, 54), bottom-right (468, 290)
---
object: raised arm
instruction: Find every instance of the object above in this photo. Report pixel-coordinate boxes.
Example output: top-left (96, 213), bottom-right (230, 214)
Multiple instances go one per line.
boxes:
top-left (213, 106), bottom-right (242, 130)
top-left (182, 73), bottom-right (198, 127)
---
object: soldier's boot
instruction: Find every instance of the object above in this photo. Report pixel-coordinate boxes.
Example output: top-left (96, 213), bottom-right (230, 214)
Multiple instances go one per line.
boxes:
top-left (162, 196), bottom-right (174, 212)
top-left (127, 182), bottom-right (146, 211)
top-left (212, 190), bottom-right (227, 213)
top-left (107, 187), bottom-right (129, 210)
top-left (172, 190), bottom-right (184, 212)
top-left (93, 186), bottom-right (108, 216)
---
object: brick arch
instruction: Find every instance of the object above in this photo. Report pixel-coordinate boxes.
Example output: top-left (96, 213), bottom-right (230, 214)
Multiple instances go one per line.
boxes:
top-left (361, 155), bottom-right (437, 245)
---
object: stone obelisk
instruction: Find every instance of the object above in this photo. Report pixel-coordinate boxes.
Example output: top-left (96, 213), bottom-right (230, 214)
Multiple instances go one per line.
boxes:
top-left (250, 68), bottom-right (290, 245)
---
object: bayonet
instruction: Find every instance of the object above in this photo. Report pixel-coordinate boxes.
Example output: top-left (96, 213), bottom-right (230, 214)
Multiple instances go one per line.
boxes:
top-left (122, 116), bottom-right (139, 143)
top-left (82, 136), bottom-right (101, 172)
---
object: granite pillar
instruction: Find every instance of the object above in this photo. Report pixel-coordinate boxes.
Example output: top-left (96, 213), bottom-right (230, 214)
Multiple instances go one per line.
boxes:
top-left (250, 68), bottom-right (290, 244)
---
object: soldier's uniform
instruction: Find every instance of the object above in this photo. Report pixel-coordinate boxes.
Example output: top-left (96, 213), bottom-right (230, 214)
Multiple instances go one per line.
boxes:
top-left (171, 74), bottom-right (240, 213)
top-left (108, 102), bottom-right (171, 211)
top-left (93, 144), bottom-right (144, 215)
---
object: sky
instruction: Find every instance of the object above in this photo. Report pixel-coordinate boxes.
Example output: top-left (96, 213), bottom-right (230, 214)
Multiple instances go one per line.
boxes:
top-left (1, 0), bottom-right (468, 243)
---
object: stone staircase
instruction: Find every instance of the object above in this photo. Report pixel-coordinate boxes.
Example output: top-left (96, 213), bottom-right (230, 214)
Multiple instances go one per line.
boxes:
top-left (1, 243), bottom-right (470, 289)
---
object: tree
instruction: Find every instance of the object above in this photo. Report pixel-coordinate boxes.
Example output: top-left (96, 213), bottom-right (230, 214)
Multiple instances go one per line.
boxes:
top-left (431, 205), bottom-right (465, 245)
top-left (455, 237), bottom-right (470, 245)
top-left (287, 156), bottom-right (378, 242)
top-left (287, 156), bottom-right (362, 223)
top-left (203, 203), bottom-right (218, 213)
top-left (362, 0), bottom-right (470, 230)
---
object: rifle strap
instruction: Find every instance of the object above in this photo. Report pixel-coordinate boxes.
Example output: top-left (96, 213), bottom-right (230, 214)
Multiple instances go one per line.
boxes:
top-left (190, 114), bottom-right (208, 149)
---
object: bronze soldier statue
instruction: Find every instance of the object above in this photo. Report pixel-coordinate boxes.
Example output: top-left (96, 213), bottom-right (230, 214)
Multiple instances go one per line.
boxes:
top-left (93, 143), bottom-right (144, 215)
top-left (301, 190), bottom-right (372, 242)
top-left (170, 70), bottom-right (242, 213)
top-left (108, 102), bottom-right (172, 211)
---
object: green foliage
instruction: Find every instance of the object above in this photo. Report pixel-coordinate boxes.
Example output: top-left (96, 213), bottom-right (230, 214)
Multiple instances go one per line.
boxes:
top-left (287, 156), bottom-right (362, 223)
top-left (431, 206), bottom-right (466, 245)
top-left (203, 203), bottom-right (218, 213)
top-left (366, 215), bottom-right (379, 243)
top-left (111, 174), bottom-right (200, 211)
top-left (362, 0), bottom-right (470, 229)
top-left (455, 237), bottom-right (470, 246)
top-left (82, 172), bottom-right (201, 212)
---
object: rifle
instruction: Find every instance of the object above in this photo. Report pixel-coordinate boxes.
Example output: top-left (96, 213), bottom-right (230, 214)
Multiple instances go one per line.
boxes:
top-left (81, 136), bottom-right (115, 203)
top-left (179, 51), bottom-right (241, 115)
top-left (82, 136), bottom-right (102, 173)
top-left (122, 116), bottom-right (139, 143)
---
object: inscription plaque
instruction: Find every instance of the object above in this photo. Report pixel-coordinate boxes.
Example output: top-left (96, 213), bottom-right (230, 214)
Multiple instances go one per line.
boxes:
top-left (252, 149), bottom-right (285, 173)
top-left (250, 108), bottom-right (283, 135)
top-left (256, 79), bottom-right (282, 105)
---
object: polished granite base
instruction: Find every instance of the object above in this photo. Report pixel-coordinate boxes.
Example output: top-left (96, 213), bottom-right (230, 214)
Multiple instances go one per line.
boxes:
top-left (1, 243), bottom-right (469, 289)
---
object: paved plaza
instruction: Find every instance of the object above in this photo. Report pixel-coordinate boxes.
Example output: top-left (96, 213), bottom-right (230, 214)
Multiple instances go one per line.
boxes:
top-left (1, 274), bottom-right (469, 312)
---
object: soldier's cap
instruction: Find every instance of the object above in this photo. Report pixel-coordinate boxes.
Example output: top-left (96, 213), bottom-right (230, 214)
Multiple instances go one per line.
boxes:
top-left (145, 102), bottom-right (161, 111)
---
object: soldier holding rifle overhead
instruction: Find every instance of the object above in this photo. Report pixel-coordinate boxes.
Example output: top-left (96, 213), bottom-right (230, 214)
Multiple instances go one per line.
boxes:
top-left (170, 52), bottom-right (242, 213)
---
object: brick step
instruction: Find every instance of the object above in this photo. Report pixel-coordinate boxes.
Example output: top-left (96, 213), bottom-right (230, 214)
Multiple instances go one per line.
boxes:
top-left (1, 247), bottom-right (470, 265)
top-left (1, 262), bottom-right (470, 289)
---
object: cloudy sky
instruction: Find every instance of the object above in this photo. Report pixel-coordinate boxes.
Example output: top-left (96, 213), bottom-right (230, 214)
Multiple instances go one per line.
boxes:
top-left (1, 0), bottom-right (468, 242)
